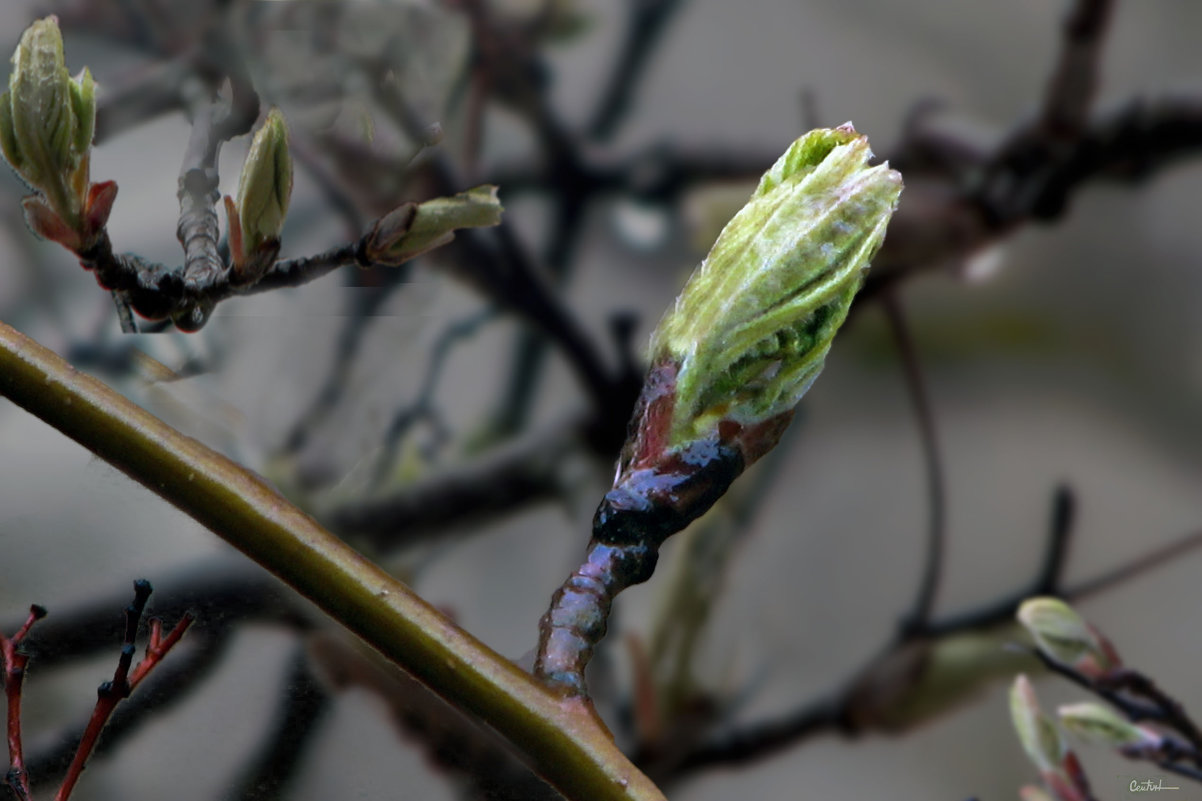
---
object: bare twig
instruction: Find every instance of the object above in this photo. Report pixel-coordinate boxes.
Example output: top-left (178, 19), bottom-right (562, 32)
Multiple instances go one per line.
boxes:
top-left (588, 0), bottom-right (686, 142)
top-left (27, 631), bottom-right (231, 794)
top-left (225, 648), bottom-right (330, 801)
top-left (2, 606), bottom-right (46, 801)
top-left (55, 581), bottom-right (196, 801)
top-left (883, 292), bottom-right (946, 636)
top-left (324, 419), bottom-right (587, 552)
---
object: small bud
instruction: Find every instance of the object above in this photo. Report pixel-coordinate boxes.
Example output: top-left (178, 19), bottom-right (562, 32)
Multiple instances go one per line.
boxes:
top-left (233, 108), bottom-right (292, 278)
top-left (650, 124), bottom-right (902, 455)
top-left (1010, 675), bottom-right (1067, 774)
top-left (1017, 597), bottom-right (1120, 677)
top-left (364, 184), bottom-right (503, 265)
top-left (0, 16), bottom-right (99, 242)
top-left (1058, 702), bottom-right (1160, 750)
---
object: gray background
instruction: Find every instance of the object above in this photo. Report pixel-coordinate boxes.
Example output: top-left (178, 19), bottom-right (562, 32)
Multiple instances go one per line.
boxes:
top-left (2, 1), bottom-right (1202, 799)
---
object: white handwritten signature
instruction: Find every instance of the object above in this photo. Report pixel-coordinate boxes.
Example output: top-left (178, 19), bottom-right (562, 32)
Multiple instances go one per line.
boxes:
top-left (1130, 779), bottom-right (1180, 793)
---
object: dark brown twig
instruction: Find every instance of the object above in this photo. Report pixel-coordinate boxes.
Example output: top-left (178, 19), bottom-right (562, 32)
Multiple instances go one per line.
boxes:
top-left (224, 648), bottom-right (330, 801)
top-left (588, 0), bottom-right (686, 142)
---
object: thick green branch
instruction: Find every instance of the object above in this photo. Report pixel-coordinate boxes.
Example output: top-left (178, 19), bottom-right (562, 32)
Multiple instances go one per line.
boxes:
top-left (0, 320), bottom-right (664, 801)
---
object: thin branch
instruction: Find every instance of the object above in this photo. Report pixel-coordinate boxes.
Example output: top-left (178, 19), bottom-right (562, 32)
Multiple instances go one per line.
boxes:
top-left (281, 278), bottom-right (407, 457)
top-left (324, 419), bottom-right (585, 552)
top-left (1034, 650), bottom-right (1202, 763)
top-left (54, 583), bottom-right (195, 801)
top-left (882, 292), bottom-right (946, 636)
top-left (1032, 484), bottom-right (1076, 595)
top-left (0, 321), bottom-right (665, 801)
top-left (370, 308), bottom-right (496, 487)
top-left (5, 559), bottom-right (304, 669)
top-left (2, 606), bottom-right (46, 801)
top-left (665, 513), bottom-right (1202, 776)
top-left (588, 0), bottom-right (686, 141)
top-left (27, 631), bottom-right (231, 793)
top-left (1039, 0), bottom-right (1115, 141)
top-left (225, 648), bottom-right (331, 801)
top-left (670, 699), bottom-right (844, 773)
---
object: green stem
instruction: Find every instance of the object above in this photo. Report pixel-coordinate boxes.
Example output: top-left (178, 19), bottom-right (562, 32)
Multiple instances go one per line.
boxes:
top-left (0, 320), bottom-right (665, 801)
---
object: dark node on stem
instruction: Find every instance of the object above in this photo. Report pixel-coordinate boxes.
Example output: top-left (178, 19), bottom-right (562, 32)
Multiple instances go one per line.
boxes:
top-left (536, 440), bottom-right (744, 696)
top-left (594, 439), bottom-right (743, 549)
top-left (6, 767), bottom-right (29, 797)
top-left (172, 297), bottom-right (214, 333)
top-left (29, 605), bottom-right (47, 620)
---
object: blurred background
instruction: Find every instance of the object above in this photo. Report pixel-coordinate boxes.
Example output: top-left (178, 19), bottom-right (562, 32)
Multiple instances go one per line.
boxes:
top-left (2, 1), bottom-right (1201, 799)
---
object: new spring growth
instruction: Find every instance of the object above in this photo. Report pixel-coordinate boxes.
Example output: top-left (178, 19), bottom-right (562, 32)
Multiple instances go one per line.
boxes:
top-left (1010, 676), bottom-right (1093, 801)
top-left (1058, 702), bottom-right (1162, 753)
top-left (0, 16), bottom-right (115, 252)
top-left (1017, 597), bottom-right (1121, 678)
top-left (599, 125), bottom-right (902, 543)
top-left (364, 185), bottom-right (504, 266)
top-left (535, 126), bottom-right (900, 697)
top-left (227, 108), bottom-right (293, 281)
top-left (1011, 675), bottom-right (1067, 774)
top-left (650, 124), bottom-right (901, 459)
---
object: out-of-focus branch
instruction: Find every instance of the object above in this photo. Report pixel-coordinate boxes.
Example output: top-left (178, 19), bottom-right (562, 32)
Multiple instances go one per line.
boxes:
top-left (28, 629), bottom-right (228, 795)
top-left (224, 648), bottom-right (331, 801)
top-left (323, 418), bottom-right (588, 552)
top-left (588, 0), bottom-right (686, 142)
top-left (3, 559), bottom-right (304, 669)
top-left (662, 511), bottom-right (1202, 778)
top-left (884, 293), bottom-right (946, 637)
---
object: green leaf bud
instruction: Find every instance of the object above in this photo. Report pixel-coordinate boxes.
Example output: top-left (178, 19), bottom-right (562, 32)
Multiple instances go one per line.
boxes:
top-left (1017, 597), bottom-right (1121, 677)
top-left (234, 108), bottom-right (293, 273)
top-left (649, 123), bottom-right (902, 450)
top-left (1010, 674), bottom-right (1067, 773)
top-left (0, 17), bottom-right (96, 227)
top-left (364, 184), bottom-right (504, 265)
top-left (1057, 701), bottom-right (1159, 750)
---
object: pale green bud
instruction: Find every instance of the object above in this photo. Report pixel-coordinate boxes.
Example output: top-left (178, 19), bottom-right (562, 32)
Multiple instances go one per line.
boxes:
top-left (1010, 675), bottom-right (1067, 773)
top-left (364, 184), bottom-right (503, 265)
top-left (234, 108), bottom-right (293, 271)
top-left (650, 124), bottom-right (902, 449)
top-left (1057, 701), bottom-right (1159, 750)
top-left (0, 17), bottom-right (96, 226)
top-left (1017, 597), bottom-right (1120, 677)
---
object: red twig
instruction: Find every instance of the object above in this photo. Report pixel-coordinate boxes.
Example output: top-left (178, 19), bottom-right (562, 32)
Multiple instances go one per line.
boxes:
top-left (3, 605), bottom-right (47, 801)
top-left (51, 582), bottom-right (194, 801)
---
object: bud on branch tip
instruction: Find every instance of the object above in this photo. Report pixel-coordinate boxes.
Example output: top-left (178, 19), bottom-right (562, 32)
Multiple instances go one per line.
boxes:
top-left (0, 16), bottom-right (112, 251)
top-left (650, 123), bottom-right (902, 453)
top-left (1010, 674), bottom-right (1066, 773)
top-left (1017, 597), bottom-right (1121, 677)
top-left (1058, 701), bottom-right (1159, 750)
top-left (230, 107), bottom-right (293, 278)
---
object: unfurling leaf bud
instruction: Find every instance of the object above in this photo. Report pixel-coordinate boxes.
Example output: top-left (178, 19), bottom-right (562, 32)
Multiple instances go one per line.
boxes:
top-left (1017, 597), bottom-right (1121, 678)
top-left (650, 123), bottom-right (902, 456)
top-left (1057, 702), bottom-right (1160, 751)
top-left (364, 185), bottom-right (503, 265)
top-left (1010, 675), bottom-right (1066, 773)
top-left (230, 108), bottom-right (292, 279)
top-left (0, 16), bottom-right (106, 250)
